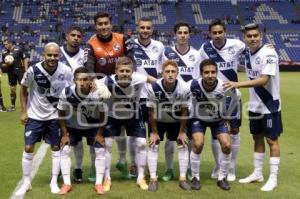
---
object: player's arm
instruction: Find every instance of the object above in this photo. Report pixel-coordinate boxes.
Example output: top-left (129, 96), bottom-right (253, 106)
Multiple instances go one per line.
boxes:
top-left (177, 106), bottom-right (189, 146)
top-left (223, 74), bottom-right (270, 89)
top-left (146, 75), bottom-right (157, 84)
top-left (20, 85), bottom-right (28, 125)
top-left (58, 109), bottom-right (70, 149)
top-left (23, 57), bottom-right (29, 71)
top-left (149, 107), bottom-right (160, 147)
top-left (84, 43), bottom-right (96, 73)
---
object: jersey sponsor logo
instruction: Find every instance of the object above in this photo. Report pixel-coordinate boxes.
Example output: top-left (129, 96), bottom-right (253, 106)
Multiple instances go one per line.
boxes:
top-left (217, 61), bottom-right (234, 69)
top-left (266, 58), bottom-right (275, 64)
top-left (98, 57), bottom-right (118, 66)
top-left (135, 58), bottom-right (158, 67)
top-left (167, 52), bottom-right (176, 57)
top-left (247, 69), bottom-right (260, 78)
top-left (179, 66), bottom-right (194, 73)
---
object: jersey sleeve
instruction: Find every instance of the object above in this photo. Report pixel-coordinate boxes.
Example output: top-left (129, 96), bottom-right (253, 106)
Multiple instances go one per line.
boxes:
top-left (198, 44), bottom-right (209, 63)
top-left (57, 89), bottom-right (68, 111)
top-left (146, 84), bottom-right (157, 108)
top-left (261, 50), bottom-right (278, 76)
top-left (21, 67), bottom-right (34, 87)
top-left (83, 43), bottom-right (96, 73)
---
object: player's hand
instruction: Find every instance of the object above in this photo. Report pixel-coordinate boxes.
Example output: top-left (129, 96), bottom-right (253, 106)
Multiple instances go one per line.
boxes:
top-left (149, 133), bottom-right (160, 147)
top-left (20, 112), bottom-right (28, 125)
top-left (223, 81), bottom-right (239, 90)
top-left (60, 134), bottom-right (70, 149)
top-left (95, 134), bottom-right (105, 147)
top-left (224, 121), bottom-right (231, 133)
top-left (94, 80), bottom-right (111, 99)
top-left (177, 132), bottom-right (188, 147)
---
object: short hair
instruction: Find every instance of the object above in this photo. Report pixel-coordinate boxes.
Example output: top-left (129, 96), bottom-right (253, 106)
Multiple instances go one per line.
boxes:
top-left (44, 42), bottom-right (60, 51)
top-left (74, 67), bottom-right (90, 79)
top-left (209, 19), bottom-right (226, 32)
top-left (94, 12), bottom-right (112, 24)
top-left (116, 56), bottom-right (133, 69)
top-left (173, 22), bottom-right (191, 33)
top-left (200, 59), bottom-right (218, 74)
top-left (243, 23), bottom-right (260, 33)
top-left (66, 25), bottom-right (84, 35)
top-left (138, 17), bottom-right (153, 24)
top-left (162, 60), bottom-right (178, 71)
top-left (2, 38), bottom-right (12, 44)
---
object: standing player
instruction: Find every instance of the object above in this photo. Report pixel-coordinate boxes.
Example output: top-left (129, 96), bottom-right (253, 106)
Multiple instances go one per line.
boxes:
top-left (223, 23), bottom-right (282, 191)
top-left (147, 60), bottom-right (191, 191)
top-left (58, 67), bottom-right (110, 195)
top-left (189, 59), bottom-right (238, 191)
top-left (1, 38), bottom-right (29, 111)
top-left (96, 56), bottom-right (156, 191)
top-left (126, 16), bottom-right (165, 177)
top-left (162, 22), bottom-right (201, 181)
top-left (16, 42), bottom-right (73, 195)
top-left (84, 12), bottom-right (130, 179)
top-left (198, 19), bottom-right (245, 181)
top-left (60, 25), bottom-right (96, 183)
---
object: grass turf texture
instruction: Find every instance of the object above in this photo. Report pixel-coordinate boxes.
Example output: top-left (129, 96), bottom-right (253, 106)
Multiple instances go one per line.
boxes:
top-left (0, 72), bottom-right (299, 198)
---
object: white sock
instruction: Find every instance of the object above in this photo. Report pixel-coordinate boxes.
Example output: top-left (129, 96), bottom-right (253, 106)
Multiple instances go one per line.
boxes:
top-left (211, 138), bottom-right (221, 170)
top-left (22, 151), bottom-right (33, 184)
top-left (60, 146), bottom-right (71, 185)
top-left (105, 137), bottom-right (113, 180)
top-left (254, 152), bottom-right (265, 176)
top-left (73, 141), bottom-right (83, 169)
top-left (89, 146), bottom-right (96, 168)
top-left (190, 151), bottom-right (200, 180)
top-left (115, 135), bottom-right (127, 163)
top-left (136, 138), bottom-right (147, 181)
top-left (128, 136), bottom-right (136, 165)
top-left (50, 150), bottom-right (61, 185)
top-left (165, 139), bottom-right (175, 170)
top-left (269, 157), bottom-right (280, 180)
top-left (218, 152), bottom-right (232, 180)
top-left (95, 148), bottom-right (106, 185)
top-left (230, 134), bottom-right (240, 170)
top-left (178, 145), bottom-right (189, 178)
top-left (148, 145), bottom-right (159, 179)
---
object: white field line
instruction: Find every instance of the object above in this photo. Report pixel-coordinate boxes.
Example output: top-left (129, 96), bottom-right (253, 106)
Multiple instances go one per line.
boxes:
top-left (10, 143), bottom-right (50, 199)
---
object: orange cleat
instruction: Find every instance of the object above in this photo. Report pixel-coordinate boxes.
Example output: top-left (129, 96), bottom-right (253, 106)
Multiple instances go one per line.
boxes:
top-left (58, 184), bottom-right (72, 195)
top-left (95, 184), bottom-right (105, 195)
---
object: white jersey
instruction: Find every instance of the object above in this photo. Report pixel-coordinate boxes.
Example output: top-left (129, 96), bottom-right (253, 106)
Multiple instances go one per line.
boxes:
top-left (21, 62), bottom-right (73, 120)
top-left (244, 44), bottom-right (281, 114)
top-left (57, 85), bottom-right (105, 129)
top-left (60, 46), bottom-right (84, 74)
top-left (199, 39), bottom-right (245, 82)
top-left (97, 72), bottom-right (147, 119)
top-left (189, 78), bottom-right (238, 122)
top-left (163, 46), bottom-right (201, 82)
top-left (147, 78), bottom-right (190, 123)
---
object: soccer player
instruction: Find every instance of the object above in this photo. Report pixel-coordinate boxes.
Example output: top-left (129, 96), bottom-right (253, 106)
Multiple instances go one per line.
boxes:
top-left (198, 19), bottom-right (245, 181)
top-left (126, 16), bottom-right (165, 177)
top-left (57, 67), bottom-right (111, 195)
top-left (1, 38), bottom-right (29, 111)
top-left (96, 56), bottom-right (156, 191)
top-left (147, 60), bottom-right (191, 192)
top-left (189, 59), bottom-right (238, 191)
top-left (162, 22), bottom-right (201, 181)
top-left (84, 12), bottom-right (130, 178)
top-left (60, 25), bottom-right (96, 183)
top-left (223, 23), bottom-right (282, 192)
top-left (17, 42), bottom-right (73, 195)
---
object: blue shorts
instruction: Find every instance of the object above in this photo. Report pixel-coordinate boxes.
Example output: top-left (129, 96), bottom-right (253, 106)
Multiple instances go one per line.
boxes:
top-left (139, 98), bottom-right (149, 123)
top-left (249, 111), bottom-right (283, 140)
top-left (24, 118), bottom-right (60, 146)
top-left (225, 97), bottom-right (242, 129)
top-left (188, 119), bottom-right (229, 136)
top-left (104, 117), bottom-right (146, 138)
top-left (67, 127), bottom-right (103, 148)
top-left (149, 122), bottom-right (181, 142)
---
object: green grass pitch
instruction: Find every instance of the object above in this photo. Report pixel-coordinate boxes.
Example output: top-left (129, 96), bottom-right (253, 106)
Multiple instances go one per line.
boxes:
top-left (0, 72), bottom-right (299, 199)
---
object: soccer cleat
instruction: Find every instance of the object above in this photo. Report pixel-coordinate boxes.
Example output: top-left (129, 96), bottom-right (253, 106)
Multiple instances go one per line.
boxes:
top-left (95, 184), bottom-right (105, 195)
top-left (88, 166), bottom-right (96, 182)
top-left (7, 106), bottom-right (16, 112)
top-left (58, 184), bottom-right (72, 195)
top-left (211, 166), bottom-right (219, 179)
top-left (50, 183), bottom-right (60, 194)
top-left (179, 180), bottom-right (191, 191)
top-left (0, 105), bottom-right (7, 112)
top-left (115, 162), bottom-right (131, 179)
top-left (239, 173), bottom-right (264, 184)
top-left (227, 167), bottom-right (236, 182)
top-left (190, 177), bottom-right (201, 190)
top-left (187, 168), bottom-right (193, 181)
top-left (103, 178), bottom-right (112, 192)
top-left (137, 178), bottom-right (148, 190)
top-left (15, 182), bottom-right (32, 196)
top-left (162, 169), bottom-right (174, 181)
top-left (129, 164), bottom-right (137, 178)
top-left (73, 168), bottom-right (83, 183)
top-left (217, 178), bottom-right (230, 191)
top-left (260, 177), bottom-right (277, 191)
top-left (148, 180), bottom-right (158, 192)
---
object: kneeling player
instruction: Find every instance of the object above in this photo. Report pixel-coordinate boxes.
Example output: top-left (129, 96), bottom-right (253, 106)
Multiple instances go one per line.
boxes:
top-left (188, 59), bottom-right (239, 191)
top-left (147, 60), bottom-right (191, 192)
top-left (58, 67), bottom-right (111, 195)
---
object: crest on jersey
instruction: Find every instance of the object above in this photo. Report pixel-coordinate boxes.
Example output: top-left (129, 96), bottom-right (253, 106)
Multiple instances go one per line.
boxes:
top-left (113, 43), bottom-right (121, 52)
top-left (189, 55), bottom-right (195, 62)
top-left (98, 58), bottom-right (107, 66)
top-left (152, 45), bottom-right (159, 53)
top-left (255, 57), bottom-right (261, 64)
top-left (58, 74), bottom-right (65, 81)
top-left (228, 47), bottom-right (235, 55)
